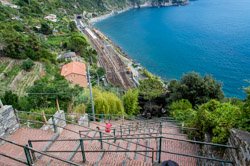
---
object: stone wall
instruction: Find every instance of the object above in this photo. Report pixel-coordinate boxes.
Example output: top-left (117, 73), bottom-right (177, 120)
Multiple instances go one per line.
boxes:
top-left (225, 129), bottom-right (250, 166)
top-left (0, 105), bottom-right (19, 137)
top-left (41, 110), bottom-right (66, 133)
top-left (78, 113), bottom-right (89, 126)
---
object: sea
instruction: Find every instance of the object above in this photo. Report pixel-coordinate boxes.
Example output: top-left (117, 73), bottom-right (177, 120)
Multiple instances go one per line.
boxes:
top-left (95, 0), bottom-right (250, 99)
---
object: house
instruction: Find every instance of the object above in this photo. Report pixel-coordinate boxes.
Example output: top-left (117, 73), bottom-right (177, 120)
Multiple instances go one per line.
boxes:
top-left (57, 52), bottom-right (82, 62)
top-left (61, 62), bottom-right (88, 88)
top-left (0, 0), bottom-right (20, 9)
top-left (44, 14), bottom-right (57, 22)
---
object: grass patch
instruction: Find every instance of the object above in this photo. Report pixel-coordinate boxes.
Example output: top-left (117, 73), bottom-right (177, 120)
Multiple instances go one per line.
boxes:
top-left (4, 64), bottom-right (21, 84)
top-left (0, 62), bottom-right (9, 73)
top-left (47, 35), bottom-right (69, 48)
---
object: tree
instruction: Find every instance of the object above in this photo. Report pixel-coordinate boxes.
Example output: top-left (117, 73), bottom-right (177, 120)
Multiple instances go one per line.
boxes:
top-left (96, 67), bottom-right (106, 78)
top-left (2, 91), bottom-right (19, 109)
top-left (69, 21), bottom-right (77, 32)
top-left (22, 58), bottom-right (34, 71)
top-left (169, 99), bottom-right (195, 122)
top-left (74, 104), bottom-right (86, 114)
top-left (122, 89), bottom-right (140, 115)
top-left (26, 74), bottom-right (80, 111)
top-left (167, 72), bottom-right (224, 106)
top-left (40, 22), bottom-right (52, 35)
top-left (139, 77), bottom-right (165, 117)
top-left (139, 77), bottom-right (165, 100)
top-left (189, 100), bottom-right (241, 144)
top-left (210, 103), bottom-right (241, 143)
top-left (67, 33), bottom-right (88, 56)
top-left (93, 88), bottom-right (125, 116)
top-left (239, 87), bottom-right (250, 131)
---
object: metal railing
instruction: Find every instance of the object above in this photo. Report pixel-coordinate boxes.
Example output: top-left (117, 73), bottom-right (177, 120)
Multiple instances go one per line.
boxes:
top-left (0, 137), bottom-right (81, 166)
top-left (28, 136), bottom-right (236, 165)
top-left (18, 111), bottom-right (154, 160)
top-left (16, 111), bottom-right (236, 165)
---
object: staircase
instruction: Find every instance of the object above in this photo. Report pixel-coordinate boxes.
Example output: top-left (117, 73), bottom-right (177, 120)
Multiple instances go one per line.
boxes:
top-left (0, 128), bottom-right (56, 165)
top-left (0, 113), bottom-right (234, 166)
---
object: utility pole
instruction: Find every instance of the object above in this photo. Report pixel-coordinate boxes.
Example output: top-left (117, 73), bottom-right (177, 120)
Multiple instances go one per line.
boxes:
top-left (87, 64), bottom-right (96, 121)
top-left (96, 72), bottom-right (100, 86)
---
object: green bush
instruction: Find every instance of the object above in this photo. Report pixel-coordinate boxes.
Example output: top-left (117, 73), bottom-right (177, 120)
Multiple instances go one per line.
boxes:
top-left (93, 88), bottom-right (125, 115)
top-left (22, 59), bottom-right (34, 71)
top-left (169, 99), bottom-right (196, 123)
top-left (122, 89), bottom-right (140, 115)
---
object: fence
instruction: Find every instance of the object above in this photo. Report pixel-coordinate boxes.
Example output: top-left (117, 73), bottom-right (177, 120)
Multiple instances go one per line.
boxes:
top-left (0, 137), bottom-right (81, 166)
top-left (13, 111), bottom-right (237, 165)
top-left (27, 136), bottom-right (235, 166)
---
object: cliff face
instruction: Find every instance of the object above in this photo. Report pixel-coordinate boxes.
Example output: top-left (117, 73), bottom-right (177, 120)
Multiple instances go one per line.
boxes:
top-left (225, 129), bottom-right (250, 166)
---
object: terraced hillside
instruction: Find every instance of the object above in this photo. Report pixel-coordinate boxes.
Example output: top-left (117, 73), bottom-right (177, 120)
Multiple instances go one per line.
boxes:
top-left (0, 57), bottom-right (43, 96)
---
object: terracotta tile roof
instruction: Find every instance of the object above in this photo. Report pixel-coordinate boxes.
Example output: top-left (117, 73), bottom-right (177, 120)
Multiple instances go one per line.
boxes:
top-left (61, 62), bottom-right (86, 77)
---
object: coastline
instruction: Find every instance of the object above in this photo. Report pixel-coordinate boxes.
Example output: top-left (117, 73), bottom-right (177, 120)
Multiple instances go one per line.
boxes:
top-left (89, 7), bottom-right (133, 24)
top-left (88, 1), bottom-right (181, 24)
top-left (86, 1), bottom-right (189, 85)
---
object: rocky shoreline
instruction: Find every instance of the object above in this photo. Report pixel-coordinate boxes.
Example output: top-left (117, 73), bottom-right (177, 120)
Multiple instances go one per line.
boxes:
top-left (89, 0), bottom-right (188, 24)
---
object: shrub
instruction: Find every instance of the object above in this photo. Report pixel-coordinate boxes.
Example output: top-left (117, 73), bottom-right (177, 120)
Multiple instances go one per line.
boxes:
top-left (122, 89), bottom-right (140, 115)
top-left (169, 99), bottom-right (196, 123)
top-left (22, 59), bottom-right (34, 71)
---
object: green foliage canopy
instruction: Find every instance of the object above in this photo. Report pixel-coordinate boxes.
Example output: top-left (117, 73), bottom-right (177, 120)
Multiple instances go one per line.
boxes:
top-left (139, 77), bottom-right (165, 100)
top-left (22, 59), bottom-right (35, 71)
top-left (122, 89), bottom-right (140, 115)
top-left (167, 72), bottom-right (224, 106)
top-left (93, 88), bottom-right (125, 115)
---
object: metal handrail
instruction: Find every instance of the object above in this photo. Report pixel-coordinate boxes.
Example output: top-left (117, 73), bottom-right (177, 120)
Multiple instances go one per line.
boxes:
top-left (18, 112), bottom-right (233, 148)
top-left (17, 112), bottom-right (235, 164)
top-left (19, 118), bottom-right (80, 135)
top-left (28, 136), bottom-right (235, 164)
top-left (161, 150), bottom-right (234, 164)
top-left (0, 137), bottom-right (81, 166)
top-left (161, 136), bottom-right (237, 149)
top-left (0, 153), bottom-right (27, 165)
top-left (53, 116), bottom-right (154, 150)
top-left (18, 113), bottom-right (154, 159)
top-left (34, 135), bottom-right (236, 149)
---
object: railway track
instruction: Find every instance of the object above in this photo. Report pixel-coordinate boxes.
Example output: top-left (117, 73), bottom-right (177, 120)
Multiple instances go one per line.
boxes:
top-left (84, 28), bottom-right (135, 89)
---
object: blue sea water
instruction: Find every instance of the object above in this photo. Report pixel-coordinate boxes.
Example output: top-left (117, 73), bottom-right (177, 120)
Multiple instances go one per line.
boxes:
top-left (95, 0), bottom-right (250, 99)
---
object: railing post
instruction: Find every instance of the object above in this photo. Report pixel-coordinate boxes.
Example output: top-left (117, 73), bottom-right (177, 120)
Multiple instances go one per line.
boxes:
top-left (120, 125), bottom-right (122, 137)
top-left (52, 116), bottom-right (57, 133)
top-left (101, 114), bottom-right (104, 122)
top-left (28, 140), bottom-right (36, 162)
top-left (181, 122), bottom-right (184, 134)
top-left (24, 145), bottom-right (32, 166)
top-left (152, 149), bottom-right (154, 164)
top-left (88, 115), bottom-right (90, 127)
top-left (159, 122), bottom-right (162, 135)
top-left (158, 137), bottom-right (162, 163)
top-left (99, 131), bottom-right (103, 149)
top-left (80, 139), bottom-right (86, 162)
top-left (113, 128), bottom-right (116, 143)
